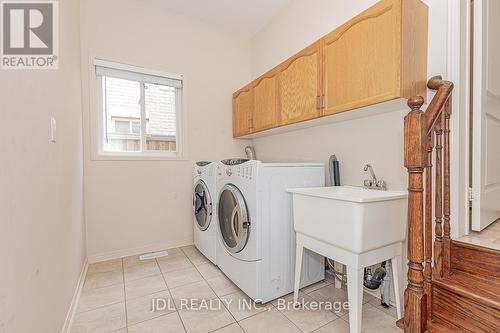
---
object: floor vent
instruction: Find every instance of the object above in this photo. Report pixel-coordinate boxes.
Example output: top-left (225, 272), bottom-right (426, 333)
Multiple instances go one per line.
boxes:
top-left (139, 250), bottom-right (168, 261)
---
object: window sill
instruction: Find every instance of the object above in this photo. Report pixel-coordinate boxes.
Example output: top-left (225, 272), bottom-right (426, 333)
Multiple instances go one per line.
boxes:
top-left (92, 152), bottom-right (188, 161)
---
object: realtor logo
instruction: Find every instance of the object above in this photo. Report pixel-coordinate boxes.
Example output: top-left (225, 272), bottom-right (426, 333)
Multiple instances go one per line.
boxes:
top-left (1, 1), bottom-right (58, 69)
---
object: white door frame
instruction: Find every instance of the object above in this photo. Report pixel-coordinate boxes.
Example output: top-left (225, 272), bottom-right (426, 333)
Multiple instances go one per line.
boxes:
top-left (447, 0), bottom-right (471, 238)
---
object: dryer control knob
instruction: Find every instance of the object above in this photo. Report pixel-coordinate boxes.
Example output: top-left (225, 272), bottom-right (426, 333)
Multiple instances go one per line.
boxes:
top-left (197, 169), bottom-right (202, 175)
top-left (226, 168), bottom-right (232, 176)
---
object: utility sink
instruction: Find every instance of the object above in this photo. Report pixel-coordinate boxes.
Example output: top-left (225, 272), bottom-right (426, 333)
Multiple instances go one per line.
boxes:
top-left (287, 186), bottom-right (408, 254)
top-left (289, 186), bottom-right (408, 332)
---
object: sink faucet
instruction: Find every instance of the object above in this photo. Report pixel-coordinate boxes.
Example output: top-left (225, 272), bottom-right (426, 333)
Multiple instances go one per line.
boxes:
top-left (363, 164), bottom-right (387, 190)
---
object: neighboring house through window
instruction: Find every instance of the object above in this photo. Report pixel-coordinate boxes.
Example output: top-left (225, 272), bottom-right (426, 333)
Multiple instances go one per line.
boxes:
top-left (94, 60), bottom-right (182, 157)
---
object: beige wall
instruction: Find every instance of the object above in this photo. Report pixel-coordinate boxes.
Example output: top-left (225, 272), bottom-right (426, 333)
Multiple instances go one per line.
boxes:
top-left (80, 0), bottom-right (252, 260)
top-left (250, 0), bottom-right (449, 191)
top-left (0, 0), bottom-right (85, 332)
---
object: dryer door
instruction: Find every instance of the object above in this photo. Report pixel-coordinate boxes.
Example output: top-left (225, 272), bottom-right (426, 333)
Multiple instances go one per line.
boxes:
top-left (193, 180), bottom-right (212, 231)
top-left (218, 184), bottom-right (250, 253)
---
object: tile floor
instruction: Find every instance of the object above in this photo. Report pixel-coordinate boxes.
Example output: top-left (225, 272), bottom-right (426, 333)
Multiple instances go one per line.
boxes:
top-left (457, 219), bottom-right (500, 251)
top-left (71, 246), bottom-right (400, 333)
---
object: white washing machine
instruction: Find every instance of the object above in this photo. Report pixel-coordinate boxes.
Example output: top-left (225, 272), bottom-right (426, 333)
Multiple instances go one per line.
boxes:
top-left (216, 159), bottom-right (325, 303)
top-left (193, 161), bottom-right (218, 264)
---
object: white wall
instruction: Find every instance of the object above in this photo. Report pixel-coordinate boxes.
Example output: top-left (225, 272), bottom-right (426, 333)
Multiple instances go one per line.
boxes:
top-left (0, 0), bottom-right (85, 332)
top-left (80, 0), bottom-right (252, 260)
top-left (250, 0), bottom-right (449, 190)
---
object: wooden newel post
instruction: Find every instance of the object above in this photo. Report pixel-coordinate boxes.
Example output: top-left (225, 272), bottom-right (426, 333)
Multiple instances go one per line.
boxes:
top-left (403, 96), bottom-right (427, 333)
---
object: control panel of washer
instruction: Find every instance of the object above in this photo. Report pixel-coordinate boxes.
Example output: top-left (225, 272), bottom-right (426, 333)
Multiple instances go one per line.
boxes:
top-left (235, 165), bottom-right (253, 180)
top-left (218, 166), bottom-right (253, 180)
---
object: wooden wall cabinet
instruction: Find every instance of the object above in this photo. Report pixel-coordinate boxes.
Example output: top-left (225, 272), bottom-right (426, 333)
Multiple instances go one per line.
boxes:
top-left (322, 0), bottom-right (428, 116)
top-left (232, 85), bottom-right (253, 137)
top-left (252, 69), bottom-right (280, 132)
top-left (232, 0), bottom-right (428, 138)
top-left (277, 41), bottom-right (323, 126)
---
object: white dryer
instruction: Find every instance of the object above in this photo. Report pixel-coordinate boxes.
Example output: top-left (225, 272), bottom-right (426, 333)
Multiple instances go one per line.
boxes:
top-left (216, 159), bottom-right (325, 303)
top-left (193, 161), bottom-right (218, 264)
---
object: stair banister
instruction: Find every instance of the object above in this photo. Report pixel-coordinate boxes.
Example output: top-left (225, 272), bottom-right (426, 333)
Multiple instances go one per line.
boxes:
top-left (424, 77), bottom-right (454, 134)
top-left (401, 76), bottom-right (454, 332)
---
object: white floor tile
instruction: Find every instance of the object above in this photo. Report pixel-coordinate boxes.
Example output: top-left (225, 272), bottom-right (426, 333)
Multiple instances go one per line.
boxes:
top-left (125, 275), bottom-right (167, 300)
top-left (71, 302), bottom-right (126, 333)
top-left (196, 262), bottom-right (224, 280)
top-left (87, 259), bottom-right (123, 275)
top-left (182, 246), bottom-right (209, 266)
top-left (340, 305), bottom-right (400, 333)
top-left (77, 284), bottom-right (125, 313)
top-left (301, 279), bottom-right (333, 294)
top-left (276, 293), bottom-right (338, 333)
top-left (312, 318), bottom-right (349, 333)
top-left (169, 280), bottom-right (217, 308)
top-left (157, 255), bottom-right (194, 274)
top-left (128, 312), bottom-right (186, 333)
top-left (126, 290), bottom-right (175, 326)
top-left (307, 284), bottom-right (372, 316)
top-left (83, 270), bottom-right (123, 291)
top-left (367, 297), bottom-right (398, 319)
top-left (212, 323), bottom-right (245, 333)
top-left (178, 304), bottom-right (235, 333)
top-left (486, 220), bottom-right (500, 233)
top-left (124, 261), bottom-right (161, 282)
top-left (206, 274), bottom-right (239, 297)
top-left (220, 290), bottom-right (270, 321)
top-left (238, 307), bottom-right (301, 333)
top-left (163, 267), bottom-right (203, 289)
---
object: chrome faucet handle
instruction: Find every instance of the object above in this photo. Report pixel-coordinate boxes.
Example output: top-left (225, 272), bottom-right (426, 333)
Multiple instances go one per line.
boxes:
top-left (376, 180), bottom-right (387, 190)
top-left (364, 179), bottom-right (373, 187)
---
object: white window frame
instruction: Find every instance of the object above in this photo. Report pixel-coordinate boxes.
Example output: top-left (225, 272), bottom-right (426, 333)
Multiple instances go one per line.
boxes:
top-left (93, 59), bottom-right (184, 160)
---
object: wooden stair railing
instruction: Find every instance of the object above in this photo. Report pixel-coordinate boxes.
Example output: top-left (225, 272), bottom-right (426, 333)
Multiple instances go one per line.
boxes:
top-left (398, 76), bottom-right (500, 333)
top-left (400, 76), bottom-right (454, 332)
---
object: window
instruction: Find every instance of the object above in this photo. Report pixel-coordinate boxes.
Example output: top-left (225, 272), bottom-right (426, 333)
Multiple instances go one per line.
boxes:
top-left (112, 118), bottom-right (141, 135)
top-left (94, 60), bottom-right (182, 158)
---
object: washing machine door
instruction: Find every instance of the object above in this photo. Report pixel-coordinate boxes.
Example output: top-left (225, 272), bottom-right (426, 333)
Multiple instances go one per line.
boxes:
top-left (218, 184), bottom-right (250, 253)
top-left (193, 180), bottom-right (212, 231)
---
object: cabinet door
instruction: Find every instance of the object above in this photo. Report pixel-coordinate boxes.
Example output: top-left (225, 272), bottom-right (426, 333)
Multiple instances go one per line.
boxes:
top-left (322, 0), bottom-right (401, 116)
top-left (277, 41), bottom-right (322, 125)
top-left (232, 87), bottom-right (253, 137)
top-left (252, 71), bottom-right (280, 132)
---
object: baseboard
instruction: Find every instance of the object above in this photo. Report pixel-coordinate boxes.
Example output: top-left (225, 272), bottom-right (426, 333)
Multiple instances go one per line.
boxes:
top-left (87, 239), bottom-right (193, 263)
top-left (61, 258), bottom-right (88, 333)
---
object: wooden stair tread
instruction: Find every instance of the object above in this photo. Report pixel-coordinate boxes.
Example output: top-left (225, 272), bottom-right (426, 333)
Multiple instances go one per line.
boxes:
top-left (397, 317), bottom-right (470, 332)
top-left (432, 270), bottom-right (500, 310)
top-left (453, 239), bottom-right (500, 255)
top-left (451, 240), bottom-right (500, 279)
top-left (427, 318), bottom-right (465, 333)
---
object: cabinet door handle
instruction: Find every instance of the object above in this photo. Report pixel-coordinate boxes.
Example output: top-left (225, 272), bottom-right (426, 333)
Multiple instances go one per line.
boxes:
top-left (247, 119), bottom-right (253, 129)
top-left (316, 96), bottom-right (321, 110)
